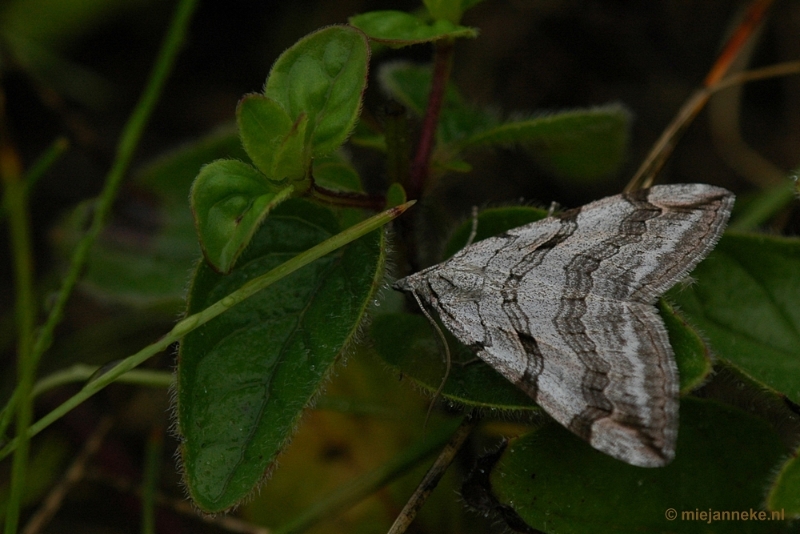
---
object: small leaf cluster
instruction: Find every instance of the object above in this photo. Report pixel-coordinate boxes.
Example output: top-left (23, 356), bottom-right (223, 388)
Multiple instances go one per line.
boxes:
top-left (192, 25), bottom-right (370, 274)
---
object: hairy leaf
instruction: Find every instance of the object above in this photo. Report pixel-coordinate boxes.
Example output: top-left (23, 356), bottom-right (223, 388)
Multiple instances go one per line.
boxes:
top-left (177, 199), bottom-right (386, 513)
top-left (265, 25), bottom-right (369, 157)
top-left (478, 398), bottom-right (789, 533)
top-left (350, 10), bottom-right (477, 45)
top-left (191, 159), bottom-right (293, 273)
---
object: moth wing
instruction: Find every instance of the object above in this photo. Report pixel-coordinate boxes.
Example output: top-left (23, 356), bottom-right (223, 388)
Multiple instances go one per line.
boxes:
top-left (422, 262), bottom-right (678, 467)
top-left (394, 183), bottom-right (733, 467)
top-left (535, 183), bottom-right (734, 303)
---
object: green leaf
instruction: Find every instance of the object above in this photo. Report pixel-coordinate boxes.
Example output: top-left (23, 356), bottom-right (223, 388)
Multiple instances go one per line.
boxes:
top-left (264, 25), bottom-right (369, 157)
top-left (177, 199), bottom-right (386, 513)
top-left (386, 182), bottom-right (407, 208)
top-left (659, 300), bottom-right (713, 393)
top-left (478, 397), bottom-right (790, 533)
top-left (462, 104), bottom-right (631, 181)
top-left (371, 312), bottom-right (540, 411)
top-left (379, 62), bottom-right (629, 180)
top-left (378, 61), bottom-right (466, 117)
top-left (423, 0), bottom-right (463, 23)
top-left (312, 152), bottom-right (362, 192)
top-left (236, 94), bottom-right (308, 182)
top-left (667, 233), bottom-right (800, 402)
top-left (350, 118), bottom-right (386, 151)
top-left (379, 62), bottom-right (498, 147)
top-left (350, 11), bottom-right (477, 46)
top-left (768, 451), bottom-right (800, 516)
top-left (460, 0), bottom-right (487, 12)
top-left (50, 128), bottom-right (244, 309)
top-left (190, 159), bottom-right (294, 273)
top-left (729, 179), bottom-right (796, 232)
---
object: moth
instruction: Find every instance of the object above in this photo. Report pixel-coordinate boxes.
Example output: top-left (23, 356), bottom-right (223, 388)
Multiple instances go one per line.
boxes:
top-left (394, 184), bottom-right (734, 467)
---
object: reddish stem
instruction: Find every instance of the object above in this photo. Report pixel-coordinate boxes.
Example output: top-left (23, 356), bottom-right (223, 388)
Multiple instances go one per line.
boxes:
top-left (627, 0), bottom-right (775, 190)
top-left (704, 0), bottom-right (775, 87)
top-left (409, 40), bottom-right (454, 200)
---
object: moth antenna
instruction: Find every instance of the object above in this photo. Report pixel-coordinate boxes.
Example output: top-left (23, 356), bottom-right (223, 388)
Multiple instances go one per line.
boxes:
top-left (410, 290), bottom-right (451, 430)
top-left (464, 206), bottom-right (479, 248)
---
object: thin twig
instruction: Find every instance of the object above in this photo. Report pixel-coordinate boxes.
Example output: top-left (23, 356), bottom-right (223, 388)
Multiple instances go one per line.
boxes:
top-left (22, 417), bottom-right (114, 534)
top-left (626, 0), bottom-right (775, 192)
top-left (387, 414), bottom-right (477, 534)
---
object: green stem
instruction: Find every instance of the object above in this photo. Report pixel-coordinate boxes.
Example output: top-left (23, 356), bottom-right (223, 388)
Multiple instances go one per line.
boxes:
top-left (32, 365), bottom-right (173, 397)
top-left (0, 136), bottom-right (68, 221)
top-left (29, 0), bottom-right (199, 370)
top-left (141, 426), bottom-right (163, 534)
top-left (2, 140), bottom-right (36, 534)
top-left (0, 200), bottom-right (414, 461)
top-left (0, 366), bottom-right (172, 433)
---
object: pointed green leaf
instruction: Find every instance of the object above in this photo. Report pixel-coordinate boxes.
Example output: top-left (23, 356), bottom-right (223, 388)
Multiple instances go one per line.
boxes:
top-left (478, 398), bottom-right (789, 533)
top-left (178, 199), bottom-right (386, 513)
top-left (236, 94), bottom-right (308, 182)
top-left (462, 104), bottom-right (631, 181)
top-left (667, 233), bottom-right (800, 402)
top-left (190, 159), bottom-right (294, 273)
top-left (350, 11), bottom-right (477, 45)
top-left (379, 62), bottom-right (629, 180)
top-left (264, 25), bottom-right (369, 157)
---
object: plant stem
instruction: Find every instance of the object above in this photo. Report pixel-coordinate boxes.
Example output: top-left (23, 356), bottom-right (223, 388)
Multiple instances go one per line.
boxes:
top-left (0, 201), bottom-right (414, 461)
top-left (626, 0), bottom-right (774, 191)
top-left (0, 136), bottom-right (68, 222)
top-left (141, 426), bottom-right (163, 534)
top-left (29, 0), bottom-right (199, 369)
top-left (30, 365), bottom-right (173, 397)
top-left (309, 183), bottom-right (386, 210)
top-left (0, 366), bottom-right (172, 434)
top-left (409, 39), bottom-right (454, 199)
top-left (1, 121), bottom-right (36, 534)
top-left (387, 415), bottom-right (477, 534)
top-left (384, 99), bottom-right (412, 188)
